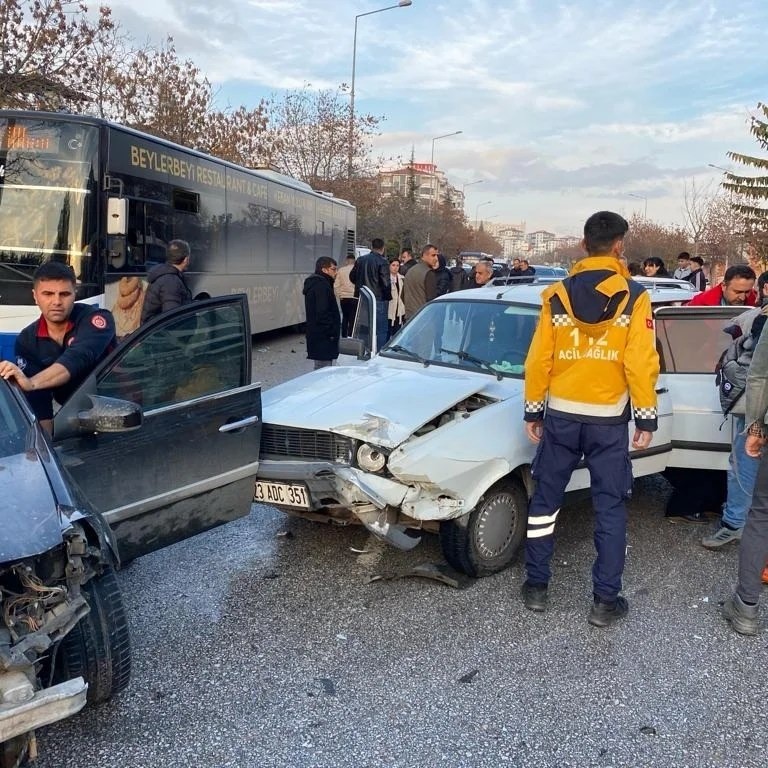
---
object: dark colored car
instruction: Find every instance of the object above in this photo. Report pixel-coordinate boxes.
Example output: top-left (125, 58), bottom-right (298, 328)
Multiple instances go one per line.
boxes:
top-left (0, 295), bottom-right (261, 765)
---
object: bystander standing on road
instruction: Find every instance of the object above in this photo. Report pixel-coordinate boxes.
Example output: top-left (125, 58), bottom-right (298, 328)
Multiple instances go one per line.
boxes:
top-left (303, 257), bottom-right (340, 370)
top-left (350, 238), bottom-right (391, 350)
top-left (449, 256), bottom-right (470, 292)
top-left (723, 320), bottom-right (768, 635)
top-left (673, 252), bottom-right (692, 280)
top-left (642, 256), bottom-right (670, 277)
top-left (403, 244), bottom-right (439, 322)
top-left (398, 248), bottom-right (415, 276)
top-left (687, 255), bottom-right (707, 291)
top-left (522, 211), bottom-right (659, 627)
top-left (701, 273), bottom-right (768, 549)
top-left (140, 239), bottom-right (193, 323)
top-left (687, 264), bottom-right (757, 306)
top-left (334, 252), bottom-right (357, 337)
top-left (426, 253), bottom-right (452, 298)
top-left (470, 260), bottom-right (494, 287)
top-left (0, 261), bottom-right (116, 435)
top-left (387, 257), bottom-right (405, 339)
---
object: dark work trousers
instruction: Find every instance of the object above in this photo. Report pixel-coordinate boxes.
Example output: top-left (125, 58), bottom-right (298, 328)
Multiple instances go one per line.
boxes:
top-left (340, 298), bottom-right (358, 338)
top-left (736, 446), bottom-right (768, 604)
top-left (525, 415), bottom-right (633, 601)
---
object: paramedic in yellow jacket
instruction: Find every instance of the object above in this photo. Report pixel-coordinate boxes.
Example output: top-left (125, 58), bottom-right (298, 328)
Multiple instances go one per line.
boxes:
top-left (521, 211), bottom-right (660, 628)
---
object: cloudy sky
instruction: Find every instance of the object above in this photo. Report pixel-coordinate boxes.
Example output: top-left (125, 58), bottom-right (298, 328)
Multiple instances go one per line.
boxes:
top-left (106, 0), bottom-right (764, 236)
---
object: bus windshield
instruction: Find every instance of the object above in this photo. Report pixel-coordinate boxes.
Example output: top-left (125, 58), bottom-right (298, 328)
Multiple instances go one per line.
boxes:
top-left (0, 118), bottom-right (98, 305)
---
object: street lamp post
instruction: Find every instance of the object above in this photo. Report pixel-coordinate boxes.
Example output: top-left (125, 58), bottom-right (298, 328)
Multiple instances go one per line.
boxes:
top-left (349, 0), bottom-right (412, 180)
top-left (627, 192), bottom-right (647, 219)
top-left (474, 201), bottom-right (492, 230)
top-left (426, 130), bottom-right (462, 241)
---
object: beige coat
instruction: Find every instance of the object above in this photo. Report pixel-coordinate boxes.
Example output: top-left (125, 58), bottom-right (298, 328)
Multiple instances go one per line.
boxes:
top-left (388, 273), bottom-right (405, 322)
top-left (334, 263), bottom-right (355, 300)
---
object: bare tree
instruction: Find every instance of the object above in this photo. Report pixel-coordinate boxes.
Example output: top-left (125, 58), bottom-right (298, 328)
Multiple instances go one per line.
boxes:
top-left (623, 214), bottom-right (690, 266)
top-left (682, 177), bottom-right (717, 256)
top-left (264, 84), bottom-right (380, 185)
top-left (0, 0), bottom-right (114, 109)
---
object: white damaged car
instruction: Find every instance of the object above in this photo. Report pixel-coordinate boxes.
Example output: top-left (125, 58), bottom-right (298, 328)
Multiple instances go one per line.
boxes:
top-left (255, 280), bottom-right (741, 576)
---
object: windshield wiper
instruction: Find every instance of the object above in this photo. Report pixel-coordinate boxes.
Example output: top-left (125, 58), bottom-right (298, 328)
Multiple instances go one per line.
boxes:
top-left (388, 343), bottom-right (431, 367)
top-left (440, 347), bottom-right (502, 381)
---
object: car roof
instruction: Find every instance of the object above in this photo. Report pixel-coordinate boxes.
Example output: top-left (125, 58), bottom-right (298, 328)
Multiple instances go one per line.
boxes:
top-left (434, 275), bottom-right (699, 307)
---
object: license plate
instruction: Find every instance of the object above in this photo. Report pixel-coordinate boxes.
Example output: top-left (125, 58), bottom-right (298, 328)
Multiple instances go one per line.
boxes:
top-left (254, 480), bottom-right (310, 509)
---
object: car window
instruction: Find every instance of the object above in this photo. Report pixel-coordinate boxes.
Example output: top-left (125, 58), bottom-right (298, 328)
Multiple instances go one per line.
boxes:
top-left (0, 384), bottom-right (29, 457)
top-left (96, 303), bottom-right (249, 409)
top-left (656, 311), bottom-right (737, 373)
top-left (383, 300), bottom-right (539, 377)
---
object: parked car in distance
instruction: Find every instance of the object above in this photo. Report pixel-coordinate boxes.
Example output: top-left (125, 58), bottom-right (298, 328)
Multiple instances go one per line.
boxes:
top-left (1, 296), bottom-right (261, 765)
top-left (254, 282), bottom-right (738, 579)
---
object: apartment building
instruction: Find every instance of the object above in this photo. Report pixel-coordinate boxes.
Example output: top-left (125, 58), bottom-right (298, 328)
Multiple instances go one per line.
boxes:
top-left (377, 163), bottom-right (461, 209)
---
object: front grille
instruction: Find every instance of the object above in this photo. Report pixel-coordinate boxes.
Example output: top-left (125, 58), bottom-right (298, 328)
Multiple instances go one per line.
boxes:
top-left (261, 424), bottom-right (354, 464)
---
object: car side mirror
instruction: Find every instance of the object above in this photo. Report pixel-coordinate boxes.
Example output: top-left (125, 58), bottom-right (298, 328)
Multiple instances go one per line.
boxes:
top-left (77, 395), bottom-right (143, 433)
top-left (339, 337), bottom-right (369, 360)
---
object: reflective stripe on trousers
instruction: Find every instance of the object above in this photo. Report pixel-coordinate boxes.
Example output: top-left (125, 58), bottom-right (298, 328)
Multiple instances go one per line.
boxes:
top-left (525, 415), bottom-right (633, 601)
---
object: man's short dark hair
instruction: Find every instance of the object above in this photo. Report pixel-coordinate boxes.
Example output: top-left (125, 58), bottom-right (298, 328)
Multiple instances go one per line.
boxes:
top-left (678, 251), bottom-right (691, 260)
top-left (757, 270), bottom-right (768, 295)
top-left (724, 264), bottom-right (756, 283)
top-left (421, 243), bottom-right (437, 256)
top-left (583, 211), bottom-right (629, 255)
top-left (33, 261), bottom-right (76, 286)
top-left (167, 239), bottom-right (191, 265)
top-left (689, 255), bottom-right (704, 267)
top-left (315, 257), bottom-right (336, 273)
top-left (371, 238), bottom-right (385, 251)
top-left (400, 248), bottom-right (411, 258)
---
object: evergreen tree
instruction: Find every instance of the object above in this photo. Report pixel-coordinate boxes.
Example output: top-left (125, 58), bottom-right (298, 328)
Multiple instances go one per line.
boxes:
top-left (725, 102), bottom-right (768, 227)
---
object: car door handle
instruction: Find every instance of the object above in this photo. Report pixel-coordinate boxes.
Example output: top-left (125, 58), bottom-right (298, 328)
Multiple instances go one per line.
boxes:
top-left (219, 415), bottom-right (260, 433)
top-left (655, 387), bottom-right (668, 394)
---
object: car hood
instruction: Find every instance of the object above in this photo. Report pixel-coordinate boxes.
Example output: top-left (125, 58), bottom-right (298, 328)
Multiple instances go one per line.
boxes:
top-left (262, 363), bottom-right (489, 448)
top-left (0, 450), bottom-right (64, 562)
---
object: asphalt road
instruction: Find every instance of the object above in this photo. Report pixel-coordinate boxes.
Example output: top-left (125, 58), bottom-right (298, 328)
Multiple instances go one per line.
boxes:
top-left (36, 330), bottom-right (766, 768)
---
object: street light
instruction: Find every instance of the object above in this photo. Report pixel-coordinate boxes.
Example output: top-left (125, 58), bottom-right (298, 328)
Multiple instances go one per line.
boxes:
top-left (429, 131), bottom-right (462, 206)
top-left (349, 0), bottom-right (412, 179)
top-left (462, 179), bottom-right (484, 194)
top-left (475, 200), bottom-right (492, 229)
top-left (708, 163), bottom-right (730, 174)
top-left (426, 129), bottom-right (462, 241)
top-left (627, 192), bottom-right (647, 218)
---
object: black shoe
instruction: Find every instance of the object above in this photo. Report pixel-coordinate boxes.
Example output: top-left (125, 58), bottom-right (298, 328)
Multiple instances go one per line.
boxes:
top-left (521, 582), bottom-right (548, 612)
top-left (665, 512), bottom-right (708, 525)
top-left (588, 596), bottom-right (629, 627)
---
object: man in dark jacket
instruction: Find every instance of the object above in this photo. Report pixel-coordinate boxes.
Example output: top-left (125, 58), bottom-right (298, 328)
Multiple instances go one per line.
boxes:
top-left (303, 257), bottom-right (340, 369)
top-left (449, 257), bottom-right (469, 292)
top-left (141, 240), bottom-right (193, 323)
top-left (426, 253), bottom-right (452, 298)
top-left (350, 238), bottom-right (391, 350)
top-left (0, 261), bottom-right (115, 434)
top-left (403, 243), bottom-right (439, 321)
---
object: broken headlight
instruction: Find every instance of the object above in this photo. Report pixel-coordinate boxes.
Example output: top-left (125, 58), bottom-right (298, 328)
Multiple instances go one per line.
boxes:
top-left (356, 443), bottom-right (387, 473)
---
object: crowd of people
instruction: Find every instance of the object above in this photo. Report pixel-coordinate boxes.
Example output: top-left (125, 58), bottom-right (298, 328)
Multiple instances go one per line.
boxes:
top-left (303, 242), bottom-right (520, 367)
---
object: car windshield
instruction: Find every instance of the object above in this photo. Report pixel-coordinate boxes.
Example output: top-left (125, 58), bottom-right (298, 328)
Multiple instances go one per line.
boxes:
top-left (0, 382), bottom-right (31, 457)
top-left (382, 299), bottom-right (540, 378)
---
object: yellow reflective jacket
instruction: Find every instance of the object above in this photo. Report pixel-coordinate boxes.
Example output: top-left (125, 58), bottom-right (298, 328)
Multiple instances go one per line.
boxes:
top-left (524, 255), bottom-right (660, 430)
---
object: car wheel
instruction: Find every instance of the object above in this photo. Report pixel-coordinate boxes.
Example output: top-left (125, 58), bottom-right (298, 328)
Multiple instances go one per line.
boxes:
top-left (57, 566), bottom-right (132, 704)
top-left (439, 479), bottom-right (527, 577)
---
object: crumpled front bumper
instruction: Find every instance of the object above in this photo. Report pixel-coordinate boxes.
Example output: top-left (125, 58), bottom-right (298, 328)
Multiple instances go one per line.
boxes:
top-left (0, 676), bottom-right (88, 742)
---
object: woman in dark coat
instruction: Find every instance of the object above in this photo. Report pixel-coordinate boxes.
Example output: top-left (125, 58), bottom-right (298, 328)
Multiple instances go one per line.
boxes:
top-left (303, 257), bottom-right (341, 369)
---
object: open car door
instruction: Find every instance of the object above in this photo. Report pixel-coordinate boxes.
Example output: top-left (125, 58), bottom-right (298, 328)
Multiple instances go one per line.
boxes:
top-left (655, 305), bottom-right (745, 470)
top-left (338, 285), bottom-right (377, 363)
top-left (53, 295), bottom-right (261, 562)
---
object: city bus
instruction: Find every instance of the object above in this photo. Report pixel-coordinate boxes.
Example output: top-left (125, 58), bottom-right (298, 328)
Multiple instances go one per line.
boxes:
top-left (0, 110), bottom-right (357, 351)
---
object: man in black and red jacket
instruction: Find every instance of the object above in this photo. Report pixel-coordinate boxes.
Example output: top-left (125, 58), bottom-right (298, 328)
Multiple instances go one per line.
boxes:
top-left (0, 261), bottom-right (115, 434)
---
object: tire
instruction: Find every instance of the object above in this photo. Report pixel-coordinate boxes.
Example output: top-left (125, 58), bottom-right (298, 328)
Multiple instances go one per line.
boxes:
top-left (439, 479), bottom-right (527, 577)
top-left (57, 566), bottom-right (132, 704)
